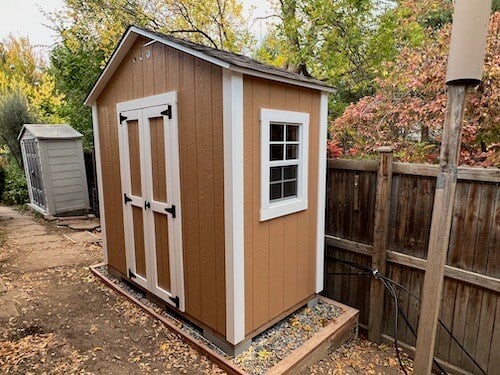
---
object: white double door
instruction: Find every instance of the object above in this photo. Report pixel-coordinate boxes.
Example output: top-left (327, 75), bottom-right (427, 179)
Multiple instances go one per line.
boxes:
top-left (117, 92), bottom-right (184, 311)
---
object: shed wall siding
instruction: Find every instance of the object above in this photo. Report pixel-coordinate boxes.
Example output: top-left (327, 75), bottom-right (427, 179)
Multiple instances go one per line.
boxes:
top-left (44, 140), bottom-right (89, 212)
top-left (243, 76), bottom-right (320, 335)
top-left (95, 39), bottom-right (226, 336)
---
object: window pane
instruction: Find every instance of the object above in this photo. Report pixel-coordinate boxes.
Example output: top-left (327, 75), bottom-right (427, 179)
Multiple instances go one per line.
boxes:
top-left (270, 144), bottom-right (284, 161)
top-left (284, 180), bottom-right (297, 197)
top-left (287, 125), bottom-right (299, 141)
top-left (270, 167), bottom-right (282, 182)
top-left (284, 165), bottom-right (297, 179)
top-left (270, 183), bottom-right (282, 200)
top-left (286, 144), bottom-right (298, 160)
top-left (270, 123), bottom-right (284, 141)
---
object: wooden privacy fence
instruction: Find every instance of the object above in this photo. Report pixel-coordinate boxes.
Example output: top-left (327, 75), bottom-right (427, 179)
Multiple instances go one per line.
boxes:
top-left (323, 155), bottom-right (499, 375)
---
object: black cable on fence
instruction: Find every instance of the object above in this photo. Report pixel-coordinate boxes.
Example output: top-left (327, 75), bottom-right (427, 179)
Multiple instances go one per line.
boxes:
top-left (376, 273), bottom-right (487, 375)
top-left (328, 256), bottom-right (488, 375)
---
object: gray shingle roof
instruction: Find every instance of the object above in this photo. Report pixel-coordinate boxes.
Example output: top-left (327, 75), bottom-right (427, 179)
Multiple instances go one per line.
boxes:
top-left (134, 26), bottom-right (332, 89)
top-left (133, 26), bottom-right (334, 91)
top-left (18, 124), bottom-right (83, 140)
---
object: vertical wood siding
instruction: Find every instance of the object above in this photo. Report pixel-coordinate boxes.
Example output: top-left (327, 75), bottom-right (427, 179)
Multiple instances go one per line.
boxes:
top-left (95, 38), bottom-right (226, 336)
top-left (243, 76), bottom-right (320, 334)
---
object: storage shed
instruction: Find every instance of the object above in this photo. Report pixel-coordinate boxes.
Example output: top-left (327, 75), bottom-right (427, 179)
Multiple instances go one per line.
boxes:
top-left (85, 26), bottom-right (334, 353)
top-left (18, 124), bottom-right (90, 216)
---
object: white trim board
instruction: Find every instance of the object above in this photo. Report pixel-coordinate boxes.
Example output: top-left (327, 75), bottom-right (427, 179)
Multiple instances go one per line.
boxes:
top-left (91, 104), bottom-right (108, 264)
top-left (316, 92), bottom-right (328, 293)
top-left (223, 70), bottom-right (245, 345)
top-left (84, 26), bottom-right (334, 106)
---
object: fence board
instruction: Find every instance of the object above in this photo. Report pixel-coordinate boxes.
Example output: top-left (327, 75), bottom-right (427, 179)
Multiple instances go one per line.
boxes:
top-left (324, 158), bottom-right (499, 374)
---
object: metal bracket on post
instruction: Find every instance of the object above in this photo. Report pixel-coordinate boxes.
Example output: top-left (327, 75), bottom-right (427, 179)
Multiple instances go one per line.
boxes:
top-left (119, 113), bottom-right (128, 124)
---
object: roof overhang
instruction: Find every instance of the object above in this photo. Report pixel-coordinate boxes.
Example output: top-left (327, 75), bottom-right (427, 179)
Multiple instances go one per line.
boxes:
top-left (84, 26), bottom-right (334, 105)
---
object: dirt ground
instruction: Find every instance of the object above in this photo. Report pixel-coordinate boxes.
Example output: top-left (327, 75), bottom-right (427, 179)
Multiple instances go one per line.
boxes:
top-left (0, 205), bottom-right (412, 374)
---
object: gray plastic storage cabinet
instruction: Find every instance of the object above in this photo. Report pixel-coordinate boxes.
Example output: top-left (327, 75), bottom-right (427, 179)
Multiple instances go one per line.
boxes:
top-left (18, 124), bottom-right (90, 216)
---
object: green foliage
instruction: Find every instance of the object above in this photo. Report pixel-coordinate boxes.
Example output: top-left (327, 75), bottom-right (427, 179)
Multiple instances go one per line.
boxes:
top-left (0, 90), bottom-right (37, 168)
top-left (0, 166), bottom-right (5, 199)
top-left (0, 35), bottom-right (65, 123)
top-left (257, 0), bottom-right (459, 118)
top-left (1, 161), bottom-right (28, 205)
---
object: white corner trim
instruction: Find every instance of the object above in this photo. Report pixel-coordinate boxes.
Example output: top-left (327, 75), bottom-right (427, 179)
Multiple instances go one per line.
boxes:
top-left (91, 104), bottom-right (108, 264)
top-left (316, 93), bottom-right (328, 293)
top-left (223, 70), bottom-right (245, 344)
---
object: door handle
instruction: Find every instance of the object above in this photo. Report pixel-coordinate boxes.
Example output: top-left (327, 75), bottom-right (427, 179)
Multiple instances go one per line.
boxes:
top-left (144, 201), bottom-right (151, 210)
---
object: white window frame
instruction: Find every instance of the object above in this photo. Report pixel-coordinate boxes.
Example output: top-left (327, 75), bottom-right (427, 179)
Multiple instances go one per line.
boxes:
top-left (260, 108), bottom-right (309, 221)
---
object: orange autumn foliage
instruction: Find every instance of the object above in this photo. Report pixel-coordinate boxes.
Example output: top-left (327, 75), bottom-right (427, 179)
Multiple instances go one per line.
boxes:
top-left (330, 12), bottom-right (499, 167)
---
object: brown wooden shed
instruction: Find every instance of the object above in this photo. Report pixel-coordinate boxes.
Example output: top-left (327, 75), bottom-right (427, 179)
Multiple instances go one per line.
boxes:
top-left (85, 26), bottom-right (333, 353)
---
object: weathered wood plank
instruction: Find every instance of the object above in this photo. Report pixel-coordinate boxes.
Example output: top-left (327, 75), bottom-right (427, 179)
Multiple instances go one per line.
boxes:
top-left (368, 147), bottom-right (393, 343)
top-left (330, 159), bottom-right (499, 183)
top-left (325, 236), bottom-right (500, 293)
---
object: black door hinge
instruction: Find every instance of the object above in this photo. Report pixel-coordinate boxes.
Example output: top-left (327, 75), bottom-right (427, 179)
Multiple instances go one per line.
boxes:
top-left (165, 204), bottom-right (176, 218)
top-left (144, 201), bottom-right (151, 210)
top-left (161, 105), bottom-right (172, 119)
top-left (124, 193), bottom-right (132, 204)
top-left (169, 295), bottom-right (180, 308)
top-left (119, 113), bottom-right (128, 124)
top-left (128, 269), bottom-right (136, 279)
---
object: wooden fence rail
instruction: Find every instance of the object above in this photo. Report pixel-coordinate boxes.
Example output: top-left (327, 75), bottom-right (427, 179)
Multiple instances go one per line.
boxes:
top-left (323, 157), bottom-right (499, 375)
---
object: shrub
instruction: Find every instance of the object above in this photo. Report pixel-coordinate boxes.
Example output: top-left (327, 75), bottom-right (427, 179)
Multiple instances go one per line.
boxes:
top-left (0, 167), bottom-right (5, 198)
top-left (1, 161), bottom-right (29, 205)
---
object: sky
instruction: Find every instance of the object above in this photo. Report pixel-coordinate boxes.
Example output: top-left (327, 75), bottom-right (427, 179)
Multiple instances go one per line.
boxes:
top-left (0, 0), bottom-right (273, 54)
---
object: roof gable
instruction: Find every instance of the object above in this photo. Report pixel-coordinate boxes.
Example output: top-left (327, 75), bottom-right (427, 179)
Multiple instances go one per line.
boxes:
top-left (84, 26), bottom-right (334, 105)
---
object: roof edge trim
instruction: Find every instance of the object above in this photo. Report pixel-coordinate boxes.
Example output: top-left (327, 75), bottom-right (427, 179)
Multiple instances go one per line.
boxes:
top-left (228, 66), bottom-right (336, 93)
top-left (84, 26), bottom-right (231, 105)
top-left (85, 26), bottom-right (334, 105)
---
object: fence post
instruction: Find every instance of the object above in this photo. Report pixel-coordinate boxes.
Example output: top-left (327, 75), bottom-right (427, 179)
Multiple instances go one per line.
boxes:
top-left (368, 146), bottom-right (393, 344)
top-left (414, 85), bottom-right (468, 374)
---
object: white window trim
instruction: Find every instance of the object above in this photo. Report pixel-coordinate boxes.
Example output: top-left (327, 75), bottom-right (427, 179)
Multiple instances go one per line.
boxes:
top-left (260, 108), bottom-right (309, 222)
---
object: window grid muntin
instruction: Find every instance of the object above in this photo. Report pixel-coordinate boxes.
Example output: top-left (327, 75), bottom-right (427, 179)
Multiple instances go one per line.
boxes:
top-left (269, 121), bottom-right (300, 201)
top-left (269, 164), bottom-right (298, 201)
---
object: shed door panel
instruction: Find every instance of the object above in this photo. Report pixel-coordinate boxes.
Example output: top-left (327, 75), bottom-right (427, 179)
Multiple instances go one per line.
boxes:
top-left (117, 92), bottom-right (184, 311)
top-left (118, 109), bottom-right (149, 289)
top-left (22, 139), bottom-right (46, 209)
top-left (127, 120), bottom-right (143, 196)
top-left (143, 107), bottom-right (178, 303)
top-left (132, 206), bottom-right (147, 277)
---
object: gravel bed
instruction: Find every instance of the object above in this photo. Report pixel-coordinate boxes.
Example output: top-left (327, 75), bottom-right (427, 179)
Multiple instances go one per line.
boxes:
top-left (95, 265), bottom-right (344, 374)
top-left (233, 301), bottom-right (342, 374)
